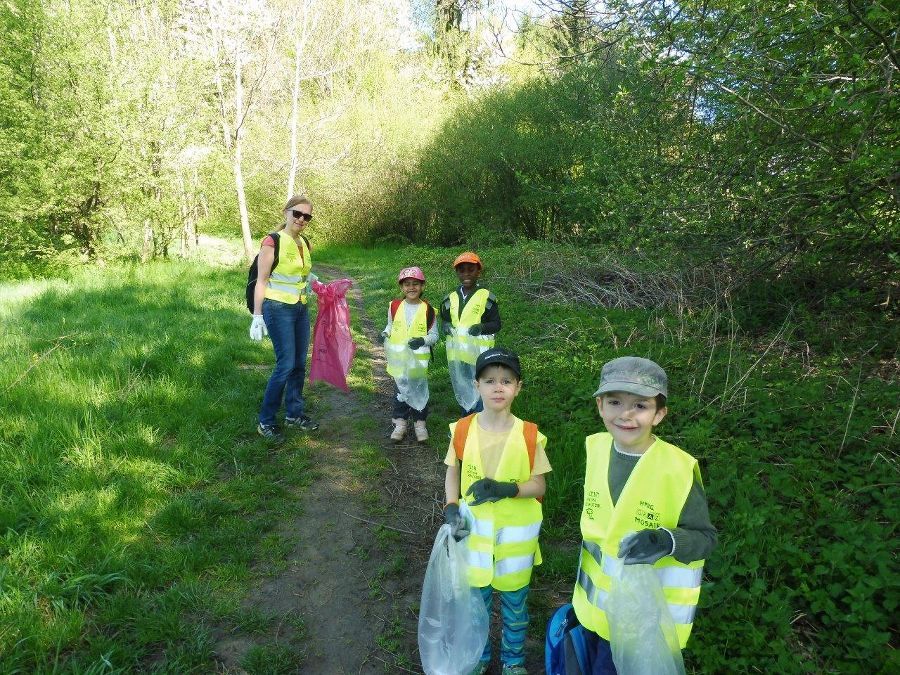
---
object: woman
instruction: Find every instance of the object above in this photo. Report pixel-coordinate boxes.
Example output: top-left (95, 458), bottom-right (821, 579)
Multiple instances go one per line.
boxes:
top-left (249, 194), bottom-right (320, 442)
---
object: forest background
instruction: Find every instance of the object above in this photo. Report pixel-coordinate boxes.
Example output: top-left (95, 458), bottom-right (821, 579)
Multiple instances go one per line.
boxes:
top-left (1, 0), bottom-right (897, 672)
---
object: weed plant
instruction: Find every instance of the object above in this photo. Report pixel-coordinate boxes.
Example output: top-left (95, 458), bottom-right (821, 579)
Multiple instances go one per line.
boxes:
top-left (317, 242), bottom-right (898, 674)
top-left (0, 261), bottom-right (316, 671)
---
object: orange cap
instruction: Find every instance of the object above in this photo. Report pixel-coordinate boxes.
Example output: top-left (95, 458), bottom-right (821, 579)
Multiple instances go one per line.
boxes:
top-left (453, 251), bottom-right (482, 269)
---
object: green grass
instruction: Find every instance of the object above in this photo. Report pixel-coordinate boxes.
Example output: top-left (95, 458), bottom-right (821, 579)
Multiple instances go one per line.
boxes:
top-left (316, 242), bottom-right (899, 674)
top-left (0, 261), bottom-right (314, 671)
top-left (2, 246), bottom-right (896, 673)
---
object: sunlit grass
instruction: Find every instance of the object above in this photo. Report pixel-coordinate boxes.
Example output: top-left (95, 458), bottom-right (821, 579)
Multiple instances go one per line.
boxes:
top-left (0, 260), bottom-right (313, 671)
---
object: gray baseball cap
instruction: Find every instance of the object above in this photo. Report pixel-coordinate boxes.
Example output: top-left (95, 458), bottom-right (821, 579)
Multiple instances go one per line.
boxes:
top-left (592, 356), bottom-right (668, 398)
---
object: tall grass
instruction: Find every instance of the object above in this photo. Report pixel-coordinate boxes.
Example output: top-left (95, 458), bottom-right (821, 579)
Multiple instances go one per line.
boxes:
top-left (316, 242), bottom-right (898, 674)
top-left (0, 261), bottom-right (313, 671)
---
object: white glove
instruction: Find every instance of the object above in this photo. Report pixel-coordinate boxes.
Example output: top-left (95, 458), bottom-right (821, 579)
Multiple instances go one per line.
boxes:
top-left (249, 314), bottom-right (267, 341)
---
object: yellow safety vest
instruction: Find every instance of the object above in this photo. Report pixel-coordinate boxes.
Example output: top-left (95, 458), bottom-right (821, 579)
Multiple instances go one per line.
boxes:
top-left (447, 289), bottom-right (495, 365)
top-left (386, 301), bottom-right (431, 378)
top-left (572, 433), bottom-right (704, 648)
top-left (452, 414), bottom-right (544, 591)
top-left (264, 234), bottom-right (312, 305)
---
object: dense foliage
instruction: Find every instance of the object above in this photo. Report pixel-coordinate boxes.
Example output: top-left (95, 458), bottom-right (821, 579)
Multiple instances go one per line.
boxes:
top-left (3, 1), bottom-right (895, 304)
top-left (355, 1), bottom-right (898, 305)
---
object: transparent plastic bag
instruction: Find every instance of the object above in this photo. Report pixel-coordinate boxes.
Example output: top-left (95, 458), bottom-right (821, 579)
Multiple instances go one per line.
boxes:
top-left (606, 555), bottom-right (685, 675)
top-left (448, 360), bottom-right (479, 411)
top-left (418, 525), bottom-right (489, 675)
top-left (395, 375), bottom-right (429, 412)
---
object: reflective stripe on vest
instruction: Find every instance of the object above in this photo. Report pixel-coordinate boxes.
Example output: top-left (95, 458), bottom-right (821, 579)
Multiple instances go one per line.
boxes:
top-left (447, 289), bottom-right (494, 364)
top-left (385, 301), bottom-right (431, 378)
top-left (452, 415), bottom-right (543, 591)
top-left (264, 235), bottom-right (312, 305)
top-left (576, 541), bottom-right (700, 628)
top-left (572, 433), bottom-right (704, 647)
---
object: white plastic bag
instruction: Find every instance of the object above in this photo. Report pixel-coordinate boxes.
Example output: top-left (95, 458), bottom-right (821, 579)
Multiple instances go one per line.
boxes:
top-left (395, 375), bottom-right (430, 412)
top-left (606, 556), bottom-right (686, 675)
top-left (448, 360), bottom-right (479, 411)
top-left (418, 525), bottom-right (489, 675)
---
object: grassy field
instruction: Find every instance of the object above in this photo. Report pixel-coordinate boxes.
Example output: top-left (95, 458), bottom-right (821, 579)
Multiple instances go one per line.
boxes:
top-left (0, 261), bottom-right (331, 672)
top-left (1, 245), bottom-right (896, 673)
top-left (316, 243), bottom-right (898, 674)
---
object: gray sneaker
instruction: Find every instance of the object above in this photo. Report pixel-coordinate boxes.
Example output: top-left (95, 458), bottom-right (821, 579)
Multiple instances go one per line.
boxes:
top-left (257, 423), bottom-right (285, 443)
top-left (501, 665), bottom-right (527, 675)
top-left (284, 415), bottom-right (319, 431)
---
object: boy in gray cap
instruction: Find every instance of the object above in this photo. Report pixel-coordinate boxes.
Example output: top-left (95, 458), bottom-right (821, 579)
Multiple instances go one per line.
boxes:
top-left (571, 356), bottom-right (717, 673)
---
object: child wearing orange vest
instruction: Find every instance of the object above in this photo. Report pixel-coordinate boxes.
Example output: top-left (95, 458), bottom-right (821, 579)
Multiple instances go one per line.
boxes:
top-left (443, 348), bottom-right (551, 675)
top-left (572, 357), bottom-right (717, 673)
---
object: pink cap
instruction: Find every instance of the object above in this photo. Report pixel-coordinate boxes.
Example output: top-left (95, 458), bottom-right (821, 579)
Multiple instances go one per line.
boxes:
top-left (398, 266), bottom-right (426, 283)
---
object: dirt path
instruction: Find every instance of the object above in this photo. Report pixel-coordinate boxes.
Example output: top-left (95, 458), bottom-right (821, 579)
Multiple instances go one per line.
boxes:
top-left (213, 269), bottom-right (550, 673)
top-left (214, 270), bottom-right (444, 673)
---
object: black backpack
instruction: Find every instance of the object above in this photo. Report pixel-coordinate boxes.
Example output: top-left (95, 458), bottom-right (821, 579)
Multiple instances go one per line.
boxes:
top-left (245, 232), bottom-right (311, 313)
top-left (246, 232), bottom-right (280, 313)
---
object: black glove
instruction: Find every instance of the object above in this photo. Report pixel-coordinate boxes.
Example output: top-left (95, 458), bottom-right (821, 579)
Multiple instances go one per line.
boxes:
top-left (408, 337), bottom-right (425, 349)
top-left (618, 529), bottom-right (674, 565)
top-left (443, 503), bottom-right (469, 540)
top-left (377, 332), bottom-right (386, 344)
top-left (465, 478), bottom-right (518, 506)
top-left (468, 324), bottom-right (483, 336)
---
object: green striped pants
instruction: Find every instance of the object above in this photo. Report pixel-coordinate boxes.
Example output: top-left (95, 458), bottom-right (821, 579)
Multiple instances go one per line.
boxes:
top-left (477, 585), bottom-right (529, 667)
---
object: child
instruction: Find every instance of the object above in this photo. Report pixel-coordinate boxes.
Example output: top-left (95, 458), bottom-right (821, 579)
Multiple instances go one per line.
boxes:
top-left (440, 251), bottom-right (501, 415)
top-left (443, 347), bottom-right (551, 675)
top-left (380, 266), bottom-right (438, 442)
top-left (572, 356), bottom-right (717, 673)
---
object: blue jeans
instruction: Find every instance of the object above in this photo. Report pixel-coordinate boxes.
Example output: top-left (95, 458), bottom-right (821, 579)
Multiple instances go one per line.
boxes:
top-left (583, 629), bottom-right (617, 674)
top-left (258, 298), bottom-right (310, 426)
top-left (477, 585), bottom-right (529, 667)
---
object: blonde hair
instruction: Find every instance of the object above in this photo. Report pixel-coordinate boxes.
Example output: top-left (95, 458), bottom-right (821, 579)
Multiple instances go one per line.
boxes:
top-left (280, 194), bottom-right (312, 230)
top-left (284, 194), bottom-right (311, 211)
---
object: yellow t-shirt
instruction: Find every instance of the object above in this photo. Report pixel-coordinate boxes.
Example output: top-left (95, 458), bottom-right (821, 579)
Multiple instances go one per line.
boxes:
top-left (443, 422), bottom-right (552, 477)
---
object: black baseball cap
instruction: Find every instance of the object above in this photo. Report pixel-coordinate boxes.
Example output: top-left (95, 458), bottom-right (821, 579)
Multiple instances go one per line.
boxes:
top-left (475, 347), bottom-right (522, 379)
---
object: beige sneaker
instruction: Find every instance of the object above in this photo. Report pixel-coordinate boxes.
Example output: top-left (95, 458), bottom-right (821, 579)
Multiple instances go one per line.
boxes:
top-left (414, 420), bottom-right (429, 442)
top-left (389, 418), bottom-right (407, 442)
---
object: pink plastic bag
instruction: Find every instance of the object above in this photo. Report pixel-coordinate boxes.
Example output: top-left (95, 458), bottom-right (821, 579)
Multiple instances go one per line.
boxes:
top-left (309, 279), bottom-right (355, 391)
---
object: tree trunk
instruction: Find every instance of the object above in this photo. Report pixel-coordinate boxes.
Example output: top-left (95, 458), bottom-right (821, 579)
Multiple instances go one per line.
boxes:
top-left (233, 49), bottom-right (253, 261)
top-left (287, 33), bottom-right (303, 199)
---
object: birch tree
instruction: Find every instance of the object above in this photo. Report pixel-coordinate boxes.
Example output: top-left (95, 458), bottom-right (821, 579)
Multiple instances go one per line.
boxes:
top-left (180, 0), bottom-right (280, 260)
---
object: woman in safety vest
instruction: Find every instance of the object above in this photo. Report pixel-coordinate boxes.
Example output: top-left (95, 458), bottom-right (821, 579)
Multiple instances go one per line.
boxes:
top-left (378, 266), bottom-right (438, 443)
top-left (249, 194), bottom-right (321, 442)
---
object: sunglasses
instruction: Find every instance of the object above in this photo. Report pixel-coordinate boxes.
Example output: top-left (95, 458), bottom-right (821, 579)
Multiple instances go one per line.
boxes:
top-left (291, 210), bottom-right (313, 221)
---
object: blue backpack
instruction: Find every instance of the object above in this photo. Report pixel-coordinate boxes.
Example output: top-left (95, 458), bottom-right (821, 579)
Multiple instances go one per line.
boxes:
top-left (545, 603), bottom-right (589, 675)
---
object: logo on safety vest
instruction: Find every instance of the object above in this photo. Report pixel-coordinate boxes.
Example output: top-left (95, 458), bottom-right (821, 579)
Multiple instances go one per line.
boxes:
top-left (635, 500), bottom-right (660, 528)
top-left (585, 489), bottom-right (601, 520)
